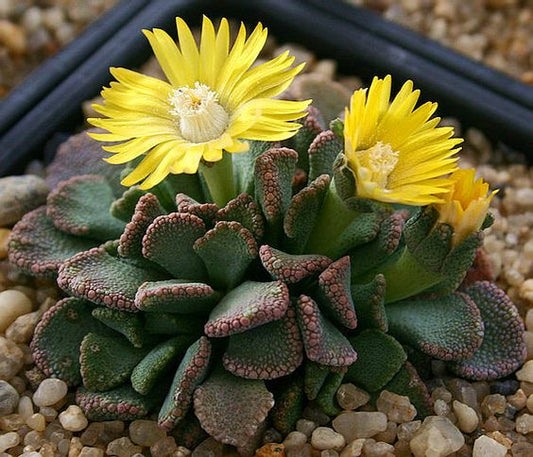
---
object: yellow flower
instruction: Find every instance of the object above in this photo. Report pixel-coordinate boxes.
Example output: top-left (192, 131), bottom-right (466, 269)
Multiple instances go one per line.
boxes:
top-left (344, 75), bottom-right (462, 205)
top-left (88, 16), bottom-right (310, 189)
top-left (435, 168), bottom-right (497, 245)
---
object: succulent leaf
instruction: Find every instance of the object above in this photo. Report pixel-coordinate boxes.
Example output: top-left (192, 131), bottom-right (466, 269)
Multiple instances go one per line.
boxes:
top-left (144, 313), bottom-right (206, 335)
top-left (31, 297), bottom-right (112, 385)
top-left (317, 256), bottom-right (357, 329)
top-left (429, 232), bottom-right (483, 295)
top-left (260, 245), bottom-right (332, 284)
top-left (449, 281), bottom-right (526, 380)
top-left (193, 371), bottom-right (274, 448)
top-left (91, 307), bottom-right (145, 348)
top-left (270, 375), bottom-right (305, 434)
top-left (346, 329), bottom-right (406, 392)
top-left (233, 140), bottom-right (273, 196)
top-left (308, 130), bottom-right (342, 182)
top-left (385, 292), bottom-right (484, 361)
top-left (205, 281), bottom-right (290, 337)
top-left (46, 130), bottom-right (124, 196)
top-left (176, 193), bottom-right (218, 226)
top-left (223, 307), bottom-right (303, 379)
top-left (58, 245), bottom-right (167, 311)
top-left (349, 212), bottom-right (405, 277)
top-left (158, 337), bottom-right (212, 430)
top-left (110, 186), bottom-right (147, 222)
top-left (76, 385), bottom-right (159, 421)
top-left (194, 221), bottom-right (258, 290)
top-left (337, 212), bottom-right (382, 259)
top-left (119, 193), bottom-right (166, 259)
top-left (304, 361), bottom-right (330, 400)
top-left (142, 212), bottom-right (207, 280)
top-left (285, 106), bottom-right (325, 170)
top-left (403, 206), bottom-right (440, 252)
top-left (351, 274), bottom-right (388, 331)
top-left (411, 223), bottom-right (453, 273)
top-left (135, 280), bottom-right (220, 314)
top-left (46, 175), bottom-right (126, 240)
top-left (295, 295), bottom-right (358, 367)
top-left (131, 335), bottom-right (196, 395)
top-left (284, 174), bottom-right (331, 254)
top-left (315, 372), bottom-right (343, 416)
top-left (216, 193), bottom-right (265, 242)
top-left (254, 148), bottom-right (298, 229)
top-left (8, 207), bottom-right (99, 278)
top-left (80, 333), bottom-right (149, 391)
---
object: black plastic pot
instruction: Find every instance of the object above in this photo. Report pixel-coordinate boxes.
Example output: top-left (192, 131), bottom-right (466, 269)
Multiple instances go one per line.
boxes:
top-left (1, 0), bottom-right (532, 176)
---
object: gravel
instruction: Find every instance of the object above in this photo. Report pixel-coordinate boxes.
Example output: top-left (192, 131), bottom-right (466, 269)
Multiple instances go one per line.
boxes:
top-left (345, 0), bottom-right (533, 84)
top-left (0, 0), bottom-right (119, 97)
top-left (1, 19), bottom-right (533, 457)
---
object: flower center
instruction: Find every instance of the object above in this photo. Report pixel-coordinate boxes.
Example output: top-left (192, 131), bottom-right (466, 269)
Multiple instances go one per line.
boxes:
top-left (357, 141), bottom-right (399, 190)
top-left (168, 82), bottom-right (229, 143)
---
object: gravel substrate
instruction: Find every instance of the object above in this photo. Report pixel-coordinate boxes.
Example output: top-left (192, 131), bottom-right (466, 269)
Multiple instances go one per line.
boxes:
top-left (345, 0), bottom-right (533, 84)
top-left (1, 28), bottom-right (533, 457)
top-left (0, 0), bottom-right (119, 97)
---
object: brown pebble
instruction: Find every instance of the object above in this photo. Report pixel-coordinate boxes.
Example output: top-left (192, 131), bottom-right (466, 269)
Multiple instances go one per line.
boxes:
top-left (255, 443), bottom-right (286, 457)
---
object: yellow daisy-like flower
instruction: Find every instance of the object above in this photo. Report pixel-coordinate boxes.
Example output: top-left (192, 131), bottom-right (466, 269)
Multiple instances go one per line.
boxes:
top-left (344, 75), bottom-right (462, 205)
top-left (435, 168), bottom-right (497, 246)
top-left (88, 16), bottom-right (310, 189)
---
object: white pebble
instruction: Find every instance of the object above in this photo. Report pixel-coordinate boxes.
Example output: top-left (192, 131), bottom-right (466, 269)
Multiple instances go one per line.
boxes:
top-left (0, 431), bottom-right (20, 452)
top-left (516, 413), bottom-right (533, 434)
top-left (452, 400), bottom-right (479, 433)
top-left (410, 416), bottom-right (464, 457)
top-left (472, 435), bottom-right (507, 457)
top-left (516, 360), bottom-right (533, 383)
top-left (33, 378), bottom-right (68, 407)
top-left (311, 427), bottom-right (346, 451)
top-left (59, 405), bottom-right (88, 432)
top-left (0, 289), bottom-right (33, 332)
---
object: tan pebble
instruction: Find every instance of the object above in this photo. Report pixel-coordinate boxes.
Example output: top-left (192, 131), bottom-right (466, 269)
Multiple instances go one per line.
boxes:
top-left (0, 19), bottom-right (26, 55)
top-left (311, 427), bottom-right (345, 451)
top-left (339, 439), bottom-right (364, 457)
top-left (254, 443), bottom-right (285, 457)
top-left (486, 431), bottom-right (512, 449)
top-left (516, 361), bottom-right (533, 383)
top-left (452, 401), bottom-right (479, 433)
top-left (409, 416), bottom-right (464, 457)
top-left (6, 311), bottom-right (42, 344)
top-left (0, 336), bottom-right (24, 381)
top-left (472, 435), bottom-right (507, 457)
top-left (507, 389), bottom-right (527, 410)
top-left (58, 405), bottom-right (88, 432)
top-left (32, 378), bottom-right (67, 407)
top-left (283, 431), bottom-right (307, 450)
top-left (0, 289), bottom-right (33, 332)
top-left (0, 229), bottom-right (10, 259)
top-left (78, 447), bottom-right (104, 457)
top-left (68, 437), bottom-right (83, 457)
top-left (25, 413), bottom-right (45, 431)
top-left (17, 395), bottom-right (33, 419)
top-left (519, 279), bottom-right (533, 304)
top-left (516, 413), bottom-right (533, 433)
top-left (527, 394), bottom-right (533, 413)
top-left (0, 431), bottom-right (20, 452)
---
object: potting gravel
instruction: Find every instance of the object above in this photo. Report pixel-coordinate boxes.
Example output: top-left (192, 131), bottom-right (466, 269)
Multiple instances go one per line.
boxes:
top-left (344, 0), bottom-right (533, 84)
top-left (1, 33), bottom-right (533, 457)
top-left (0, 0), bottom-right (119, 97)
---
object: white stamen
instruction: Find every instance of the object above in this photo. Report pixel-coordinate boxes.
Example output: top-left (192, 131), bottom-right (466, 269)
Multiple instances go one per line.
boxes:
top-left (168, 82), bottom-right (229, 143)
top-left (357, 141), bottom-right (399, 189)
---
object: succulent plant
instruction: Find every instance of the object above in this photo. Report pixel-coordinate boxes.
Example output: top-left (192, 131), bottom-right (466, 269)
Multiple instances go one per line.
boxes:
top-left (7, 101), bottom-right (526, 454)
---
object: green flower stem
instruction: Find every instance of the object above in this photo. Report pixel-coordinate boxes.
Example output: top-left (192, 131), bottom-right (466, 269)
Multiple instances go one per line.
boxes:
top-left (379, 247), bottom-right (444, 304)
top-left (305, 179), bottom-right (358, 257)
top-left (200, 152), bottom-right (236, 207)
